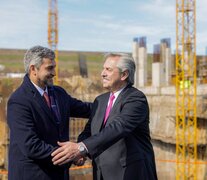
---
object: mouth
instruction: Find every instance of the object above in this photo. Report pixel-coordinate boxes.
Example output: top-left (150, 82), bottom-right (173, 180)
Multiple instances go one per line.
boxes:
top-left (45, 76), bottom-right (54, 84)
top-left (102, 78), bottom-right (109, 83)
top-left (48, 75), bottom-right (54, 79)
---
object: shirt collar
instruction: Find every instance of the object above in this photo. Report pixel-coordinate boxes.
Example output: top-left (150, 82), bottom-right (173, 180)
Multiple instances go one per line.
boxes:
top-left (31, 81), bottom-right (48, 96)
top-left (109, 86), bottom-right (126, 106)
top-left (111, 86), bottom-right (125, 98)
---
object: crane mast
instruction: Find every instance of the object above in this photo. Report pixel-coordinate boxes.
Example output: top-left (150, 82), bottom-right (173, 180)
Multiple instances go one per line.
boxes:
top-left (175, 0), bottom-right (197, 179)
top-left (48, 0), bottom-right (58, 84)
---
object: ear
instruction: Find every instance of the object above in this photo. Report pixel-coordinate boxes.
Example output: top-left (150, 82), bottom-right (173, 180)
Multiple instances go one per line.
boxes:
top-left (29, 65), bottom-right (37, 76)
top-left (120, 70), bottom-right (129, 81)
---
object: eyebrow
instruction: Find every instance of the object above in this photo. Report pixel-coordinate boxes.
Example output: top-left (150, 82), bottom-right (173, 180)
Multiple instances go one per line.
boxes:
top-left (46, 64), bottom-right (55, 69)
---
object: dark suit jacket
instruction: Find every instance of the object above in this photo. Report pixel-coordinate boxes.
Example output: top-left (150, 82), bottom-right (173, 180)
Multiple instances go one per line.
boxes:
top-left (78, 85), bottom-right (157, 180)
top-left (7, 74), bottom-right (92, 180)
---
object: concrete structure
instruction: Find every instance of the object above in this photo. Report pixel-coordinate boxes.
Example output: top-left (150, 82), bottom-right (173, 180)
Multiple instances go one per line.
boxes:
top-left (0, 65), bottom-right (5, 71)
top-left (138, 46), bottom-right (147, 87)
top-left (138, 85), bottom-right (207, 179)
top-left (151, 39), bottom-right (172, 87)
top-left (6, 73), bottom-right (25, 78)
top-left (132, 37), bottom-right (147, 88)
top-left (152, 62), bottom-right (164, 87)
top-left (132, 38), bottom-right (139, 88)
top-left (198, 48), bottom-right (207, 83)
top-left (152, 44), bottom-right (162, 87)
top-left (161, 38), bottom-right (171, 86)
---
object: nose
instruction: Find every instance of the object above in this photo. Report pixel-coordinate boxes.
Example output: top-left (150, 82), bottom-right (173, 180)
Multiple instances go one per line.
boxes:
top-left (101, 69), bottom-right (106, 77)
top-left (52, 67), bottom-right (56, 77)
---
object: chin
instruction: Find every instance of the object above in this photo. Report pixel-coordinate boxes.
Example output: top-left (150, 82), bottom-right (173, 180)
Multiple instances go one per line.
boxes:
top-left (103, 86), bottom-right (110, 90)
top-left (46, 80), bottom-right (53, 86)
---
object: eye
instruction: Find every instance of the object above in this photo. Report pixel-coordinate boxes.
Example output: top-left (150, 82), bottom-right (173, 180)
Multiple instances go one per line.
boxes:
top-left (106, 67), bottom-right (112, 71)
top-left (47, 66), bottom-right (54, 70)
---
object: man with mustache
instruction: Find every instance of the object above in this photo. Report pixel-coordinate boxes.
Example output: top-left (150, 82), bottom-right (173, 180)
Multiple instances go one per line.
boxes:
top-left (52, 53), bottom-right (157, 180)
top-left (7, 45), bottom-right (92, 180)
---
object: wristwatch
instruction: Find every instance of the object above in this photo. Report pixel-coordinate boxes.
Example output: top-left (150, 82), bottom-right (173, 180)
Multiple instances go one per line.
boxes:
top-left (78, 143), bottom-right (87, 155)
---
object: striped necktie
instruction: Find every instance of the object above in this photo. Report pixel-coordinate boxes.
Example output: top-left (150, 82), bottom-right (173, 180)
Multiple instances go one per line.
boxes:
top-left (49, 95), bottom-right (61, 124)
top-left (43, 92), bottom-right (50, 107)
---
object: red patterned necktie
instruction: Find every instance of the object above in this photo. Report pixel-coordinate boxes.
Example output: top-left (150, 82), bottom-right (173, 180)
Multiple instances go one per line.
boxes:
top-left (43, 92), bottom-right (50, 108)
top-left (104, 93), bottom-right (115, 125)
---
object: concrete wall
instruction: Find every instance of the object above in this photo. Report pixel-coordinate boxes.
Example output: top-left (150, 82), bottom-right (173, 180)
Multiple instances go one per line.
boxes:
top-left (139, 85), bottom-right (207, 179)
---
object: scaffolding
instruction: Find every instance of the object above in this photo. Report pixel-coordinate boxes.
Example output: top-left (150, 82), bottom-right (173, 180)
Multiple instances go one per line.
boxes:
top-left (175, 0), bottom-right (197, 179)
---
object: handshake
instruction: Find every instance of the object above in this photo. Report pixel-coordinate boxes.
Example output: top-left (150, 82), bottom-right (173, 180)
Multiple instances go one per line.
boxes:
top-left (51, 141), bottom-right (87, 166)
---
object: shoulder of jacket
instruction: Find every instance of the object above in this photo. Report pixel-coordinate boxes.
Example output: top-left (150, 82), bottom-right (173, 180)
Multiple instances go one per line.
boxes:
top-left (52, 85), bottom-right (67, 94)
top-left (8, 85), bottom-right (30, 104)
top-left (96, 92), bottom-right (109, 100)
top-left (123, 86), bottom-right (146, 98)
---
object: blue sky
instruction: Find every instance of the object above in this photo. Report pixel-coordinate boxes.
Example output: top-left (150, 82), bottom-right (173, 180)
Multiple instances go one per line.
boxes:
top-left (0, 0), bottom-right (206, 55)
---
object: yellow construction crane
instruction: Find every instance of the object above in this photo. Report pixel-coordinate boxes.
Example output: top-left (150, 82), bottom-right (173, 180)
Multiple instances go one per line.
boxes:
top-left (48, 0), bottom-right (58, 84)
top-left (175, 0), bottom-right (197, 179)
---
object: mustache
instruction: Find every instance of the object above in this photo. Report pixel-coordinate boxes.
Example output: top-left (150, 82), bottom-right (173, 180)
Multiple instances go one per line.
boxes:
top-left (102, 77), bottom-right (109, 81)
top-left (47, 74), bottom-right (55, 79)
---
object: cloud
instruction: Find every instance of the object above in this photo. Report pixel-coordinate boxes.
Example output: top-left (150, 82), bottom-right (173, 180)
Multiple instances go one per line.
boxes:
top-left (0, 0), bottom-right (48, 48)
top-left (0, 0), bottom-right (206, 54)
top-left (136, 0), bottom-right (174, 19)
top-left (59, 7), bottom-right (176, 53)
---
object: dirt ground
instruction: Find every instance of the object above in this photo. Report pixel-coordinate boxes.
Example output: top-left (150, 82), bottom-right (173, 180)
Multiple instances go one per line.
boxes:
top-left (70, 174), bottom-right (92, 180)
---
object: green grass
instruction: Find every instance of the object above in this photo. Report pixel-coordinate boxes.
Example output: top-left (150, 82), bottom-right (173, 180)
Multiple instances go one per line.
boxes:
top-left (0, 54), bottom-right (23, 61)
top-left (59, 54), bottom-right (79, 62)
top-left (0, 49), bottom-right (104, 76)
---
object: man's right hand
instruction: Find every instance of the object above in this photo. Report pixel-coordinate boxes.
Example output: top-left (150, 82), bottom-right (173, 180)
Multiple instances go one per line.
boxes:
top-left (73, 156), bottom-right (87, 166)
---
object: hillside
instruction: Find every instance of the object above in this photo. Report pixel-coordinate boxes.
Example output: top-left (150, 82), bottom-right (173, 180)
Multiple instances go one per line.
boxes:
top-left (0, 48), bottom-right (104, 78)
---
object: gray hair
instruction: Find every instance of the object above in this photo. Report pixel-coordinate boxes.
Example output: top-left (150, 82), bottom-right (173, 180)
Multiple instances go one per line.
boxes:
top-left (24, 45), bottom-right (55, 74)
top-left (104, 53), bottom-right (136, 85)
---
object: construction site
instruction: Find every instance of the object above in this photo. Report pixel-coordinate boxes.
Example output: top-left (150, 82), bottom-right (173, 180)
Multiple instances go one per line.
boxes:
top-left (0, 0), bottom-right (207, 179)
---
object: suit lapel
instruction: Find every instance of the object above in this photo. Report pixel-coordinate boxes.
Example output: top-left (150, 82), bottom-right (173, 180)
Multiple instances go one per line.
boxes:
top-left (33, 89), bottom-right (60, 125)
top-left (112, 85), bottom-right (130, 110)
top-left (52, 89), bottom-right (63, 124)
top-left (53, 90), bottom-right (66, 134)
top-left (34, 91), bottom-right (53, 118)
top-left (93, 93), bottom-right (109, 133)
top-left (105, 86), bottom-right (129, 126)
top-left (23, 75), bottom-right (58, 125)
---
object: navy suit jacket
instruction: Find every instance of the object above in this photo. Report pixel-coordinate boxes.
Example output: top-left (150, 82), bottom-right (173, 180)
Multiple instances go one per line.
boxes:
top-left (7, 75), bottom-right (92, 180)
top-left (78, 85), bottom-right (157, 180)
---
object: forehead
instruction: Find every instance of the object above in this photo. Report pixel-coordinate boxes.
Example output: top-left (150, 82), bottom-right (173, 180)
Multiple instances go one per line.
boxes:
top-left (42, 58), bottom-right (56, 66)
top-left (104, 56), bottom-right (120, 67)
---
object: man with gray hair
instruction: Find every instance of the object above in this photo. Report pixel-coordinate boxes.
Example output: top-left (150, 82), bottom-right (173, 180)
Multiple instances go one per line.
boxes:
top-left (52, 53), bottom-right (157, 180)
top-left (7, 45), bottom-right (92, 180)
